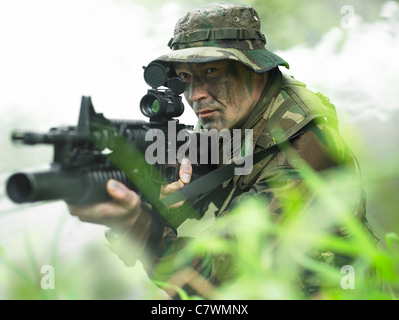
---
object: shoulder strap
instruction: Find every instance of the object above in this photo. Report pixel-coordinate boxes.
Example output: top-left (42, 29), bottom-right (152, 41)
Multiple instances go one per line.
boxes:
top-left (257, 96), bottom-right (297, 148)
top-left (160, 123), bottom-right (312, 229)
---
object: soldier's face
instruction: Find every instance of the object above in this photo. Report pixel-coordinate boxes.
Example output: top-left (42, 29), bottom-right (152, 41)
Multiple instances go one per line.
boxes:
top-left (174, 60), bottom-right (267, 131)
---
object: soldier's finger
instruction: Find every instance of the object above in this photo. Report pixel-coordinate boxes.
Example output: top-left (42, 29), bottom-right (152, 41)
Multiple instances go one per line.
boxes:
top-left (160, 179), bottom-right (184, 197)
top-left (180, 158), bottom-right (192, 184)
top-left (167, 200), bottom-right (185, 209)
top-left (68, 202), bottom-right (126, 222)
top-left (106, 179), bottom-right (141, 212)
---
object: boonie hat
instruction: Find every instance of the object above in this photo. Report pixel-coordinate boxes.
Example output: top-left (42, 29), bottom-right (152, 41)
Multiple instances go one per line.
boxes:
top-left (154, 2), bottom-right (289, 73)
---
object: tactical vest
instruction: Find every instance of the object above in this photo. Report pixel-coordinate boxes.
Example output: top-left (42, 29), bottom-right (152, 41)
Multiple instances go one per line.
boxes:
top-left (256, 72), bottom-right (339, 150)
top-left (216, 70), bottom-right (345, 215)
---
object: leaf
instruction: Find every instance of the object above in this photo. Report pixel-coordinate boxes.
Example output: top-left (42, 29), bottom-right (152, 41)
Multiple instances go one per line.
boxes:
top-left (386, 232), bottom-right (399, 254)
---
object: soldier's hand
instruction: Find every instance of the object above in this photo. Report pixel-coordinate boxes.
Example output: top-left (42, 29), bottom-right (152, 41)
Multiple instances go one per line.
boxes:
top-left (68, 179), bottom-right (156, 265)
top-left (68, 179), bottom-right (148, 232)
top-left (160, 158), bottom-right (192, 209)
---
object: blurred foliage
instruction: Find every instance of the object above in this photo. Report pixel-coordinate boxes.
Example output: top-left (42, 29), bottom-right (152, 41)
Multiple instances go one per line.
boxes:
top-left (148, 142), bottom-right (399, 300)
top-left (131, 0), bottom-right (389, 50)
top-left (245, 0), bottom-right (388, 50)
top-left (2, 150), bottom-right (398, 300)
top-left (0, 222), bottom-right (161, 300)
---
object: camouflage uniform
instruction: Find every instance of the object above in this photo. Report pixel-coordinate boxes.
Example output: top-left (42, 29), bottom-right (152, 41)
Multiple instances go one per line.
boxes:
top-left (109, 3), bottom-right (377, 298)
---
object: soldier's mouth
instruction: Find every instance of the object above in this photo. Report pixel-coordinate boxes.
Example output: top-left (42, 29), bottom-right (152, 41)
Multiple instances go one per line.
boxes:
top-left (197, 109), bottom-right (218, 118)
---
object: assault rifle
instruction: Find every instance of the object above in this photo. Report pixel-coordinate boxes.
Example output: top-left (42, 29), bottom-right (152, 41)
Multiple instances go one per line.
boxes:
top-left (5, 62), bottom-right (214, 226)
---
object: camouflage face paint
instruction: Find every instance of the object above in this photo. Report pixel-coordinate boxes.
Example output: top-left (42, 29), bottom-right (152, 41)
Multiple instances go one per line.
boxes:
top-left (175, 60), bottom-right (267, 131)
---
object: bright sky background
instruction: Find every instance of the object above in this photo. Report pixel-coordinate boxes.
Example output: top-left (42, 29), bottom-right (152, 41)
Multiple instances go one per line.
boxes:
top-left (0, 0), bottom-right (195, 128)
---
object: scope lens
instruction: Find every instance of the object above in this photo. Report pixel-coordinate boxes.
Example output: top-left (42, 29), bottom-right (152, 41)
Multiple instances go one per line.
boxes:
top-left (150, 99), bottom-right (160, 114)
top-left (140, 94), bottom-right (163, 117)
top-left (140, 92), bottom-right (184, 118)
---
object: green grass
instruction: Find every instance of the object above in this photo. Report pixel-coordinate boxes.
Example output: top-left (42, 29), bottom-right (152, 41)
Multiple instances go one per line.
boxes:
top-left (147, 142), bottom-right (399, 300)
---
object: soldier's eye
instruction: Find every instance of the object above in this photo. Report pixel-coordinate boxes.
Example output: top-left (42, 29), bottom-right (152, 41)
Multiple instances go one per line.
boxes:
top-left (178, 72), bottom-right (191, 82)
top-left (205, 68), bottom-right (217, 75)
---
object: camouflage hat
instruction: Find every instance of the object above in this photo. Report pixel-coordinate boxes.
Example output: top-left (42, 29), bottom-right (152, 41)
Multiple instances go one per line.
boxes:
top-left (154, 2), bottom-right (289, 73)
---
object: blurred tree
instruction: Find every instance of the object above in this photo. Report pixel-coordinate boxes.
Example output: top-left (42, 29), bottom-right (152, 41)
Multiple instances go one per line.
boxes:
top-left (246, 0), bottom-right (388, 50)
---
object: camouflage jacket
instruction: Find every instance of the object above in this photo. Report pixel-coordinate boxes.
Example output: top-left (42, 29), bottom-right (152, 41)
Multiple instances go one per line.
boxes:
top-left (135, 68), bottom-right (375, 298)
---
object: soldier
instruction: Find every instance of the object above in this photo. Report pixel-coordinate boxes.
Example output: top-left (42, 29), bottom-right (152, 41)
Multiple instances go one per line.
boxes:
top-left (68, 3), bottom-right (376, 298)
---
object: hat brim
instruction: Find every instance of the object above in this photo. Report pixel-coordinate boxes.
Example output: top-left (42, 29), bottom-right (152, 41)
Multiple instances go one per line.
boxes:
top-left (154, 47), bottom-right (289, 73)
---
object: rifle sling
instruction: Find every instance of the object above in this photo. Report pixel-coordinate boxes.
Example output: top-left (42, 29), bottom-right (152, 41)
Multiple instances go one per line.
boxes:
top-left (160, 123), bottom-right (313, 229)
